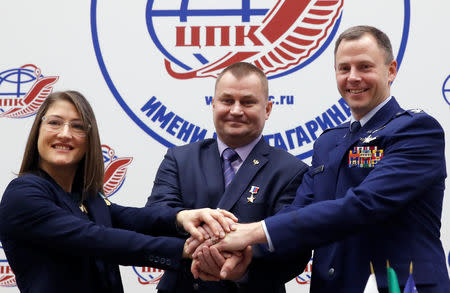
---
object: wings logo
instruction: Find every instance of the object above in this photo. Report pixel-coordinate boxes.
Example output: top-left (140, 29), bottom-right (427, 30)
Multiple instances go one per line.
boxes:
top-left (0, 267), bottom-right (16, 288)
top-left (0, 243), bottom-right (16, 287)
top-left (132, 266), bottom-right (164, 285)
top-left (102, 145), bottom-right (133, 197)
top-left (296, 258), bottom-right (312, 285)
top-left (147, 0), bottom-right (343, 79)
top-left (0, 64), bottom-right (58, 119)
top-left (92, 0), bottom-right (410, 159)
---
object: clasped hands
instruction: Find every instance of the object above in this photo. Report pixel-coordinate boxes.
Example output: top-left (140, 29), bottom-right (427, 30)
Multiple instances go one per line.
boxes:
top-left (176, 208), bottom-right (256, 281)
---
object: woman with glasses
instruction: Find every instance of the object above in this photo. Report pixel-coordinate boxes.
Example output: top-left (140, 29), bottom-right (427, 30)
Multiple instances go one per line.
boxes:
top-left (0, 91), bottom-right (235, 293)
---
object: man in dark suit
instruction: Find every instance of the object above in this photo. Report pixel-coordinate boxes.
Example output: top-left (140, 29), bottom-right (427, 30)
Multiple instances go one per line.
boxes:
top-left (213, 26), bottom-right (450, 292)
top-left (146, 62), bottom-right (309, 292)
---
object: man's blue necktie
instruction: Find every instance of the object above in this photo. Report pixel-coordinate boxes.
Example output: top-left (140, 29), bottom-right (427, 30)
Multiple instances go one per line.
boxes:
top-left (222, 148), bottom-right (239, 188)
top-left (350, 120), bottom-right (361, 134)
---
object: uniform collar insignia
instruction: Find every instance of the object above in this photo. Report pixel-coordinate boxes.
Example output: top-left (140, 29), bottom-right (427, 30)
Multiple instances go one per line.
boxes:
top-left (366, 125), bottom-right (386, 135)
top-left (360, 134), bottom-right (377, 144)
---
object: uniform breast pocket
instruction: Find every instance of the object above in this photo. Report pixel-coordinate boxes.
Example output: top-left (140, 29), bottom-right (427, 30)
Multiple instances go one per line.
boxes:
top-left (348, 143), bottom-right (385, 169)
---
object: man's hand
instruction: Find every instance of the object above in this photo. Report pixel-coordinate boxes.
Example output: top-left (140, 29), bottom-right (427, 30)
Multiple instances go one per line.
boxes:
top-left (190, 242), bottom-right (224, 281)
top-left (214, 246), bottom-right (252, 280)
top-left (184, 215), bottom-right (238, 255)
top-left (213, 222), bottom-right (266, 252)
top-left (176, 208), bottom-right (237, 241)
top-left (191, 245), bottom-right (252, 281)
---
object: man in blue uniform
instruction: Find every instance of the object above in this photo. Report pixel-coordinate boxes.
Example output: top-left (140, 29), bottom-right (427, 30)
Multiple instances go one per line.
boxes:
top-left (212, 26), bottom-right (450, 292)
top-left (146, 62), bottom-right (309, 292)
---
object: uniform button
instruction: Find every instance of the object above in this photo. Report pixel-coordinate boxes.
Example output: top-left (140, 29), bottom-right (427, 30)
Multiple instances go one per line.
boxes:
top-left (148, 255), bottom-right (154, 261)
top-left (328, 268), bottom-right (335, 277)
top-left (155, 256), bottom-right (160, 263)
top-left (193, 283), bottom-right (199, 290)
top-left (167, 259), bottom-right (171, 266)
top-left (160, 258), bottom-right (165, 264)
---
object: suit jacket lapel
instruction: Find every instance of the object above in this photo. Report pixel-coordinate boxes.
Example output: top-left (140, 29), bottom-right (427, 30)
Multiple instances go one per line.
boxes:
top-left (40, 170), bottom-right (90, 219)
top-left (324, 123), bottom-right (349, 174)
top-left (200, 140), bottom-right (226, 208)
top-left (217, 138), bottom-right (269, 210)
top-left (87, 195), bottom-right (112, 226)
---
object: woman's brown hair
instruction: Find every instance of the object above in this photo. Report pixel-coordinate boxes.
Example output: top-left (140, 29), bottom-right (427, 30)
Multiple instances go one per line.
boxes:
top-left (19, 90), bottom-right (104, 199)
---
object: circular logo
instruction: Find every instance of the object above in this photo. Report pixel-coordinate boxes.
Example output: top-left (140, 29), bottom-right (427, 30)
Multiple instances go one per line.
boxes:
top-left (0, 244), bottom-right (16, 287)
top-left (0, 64), bottom-right (58, 119)
top-left (0, 66), bottom-right (37, 116)
top-left (132, 266), bottom-right (164, 285)
top-left (91, 0), bottom-right (410, 159)
top-left (442, 74), bottom-right (450, 106)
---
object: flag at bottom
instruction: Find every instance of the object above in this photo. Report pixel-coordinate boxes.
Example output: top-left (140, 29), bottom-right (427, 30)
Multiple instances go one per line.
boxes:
top-left (387, 261), bottom-right (401, 293)
top-left (363, 273), bottom-right (379, 293)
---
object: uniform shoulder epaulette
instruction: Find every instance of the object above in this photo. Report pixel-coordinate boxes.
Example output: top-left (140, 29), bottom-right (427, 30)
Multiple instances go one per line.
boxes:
top-left (395, 109), bottom-right (426, 118)
top-left (407, 108), bottom-right (425, 114)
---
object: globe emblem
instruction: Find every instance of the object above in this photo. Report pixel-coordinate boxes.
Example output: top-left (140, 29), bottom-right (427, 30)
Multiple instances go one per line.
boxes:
top-left (0, 66), bottom-right (38, 114)
top-left (0, 64), bottom-right (58, 119)
top-left (146, 0), bottom-right (343, 79)
top-left (132, 266), bottom-right (164, 285)
top-left (103, 145), bottom-right (118, 165)
top-left (442, 75), bottom-right (450, 106)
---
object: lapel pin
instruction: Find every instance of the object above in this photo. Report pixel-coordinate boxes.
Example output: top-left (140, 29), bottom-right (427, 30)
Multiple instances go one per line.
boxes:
top-left (104, 198), bottom-right (111, 206)
top-left (79, 204), bottom-right (88, 214)
top-left (99, 192), bottom-right (112, 206)
top-left (253, 159), bottom-right (259, 165)
top-left (247, 186), bottom-right (259, 203)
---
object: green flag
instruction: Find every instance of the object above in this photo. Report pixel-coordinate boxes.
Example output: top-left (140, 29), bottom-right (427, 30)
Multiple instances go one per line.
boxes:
top-left (387, 265), bottom-right (401, 293)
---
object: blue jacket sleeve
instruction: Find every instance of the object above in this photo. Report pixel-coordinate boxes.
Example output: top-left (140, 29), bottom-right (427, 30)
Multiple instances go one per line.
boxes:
top-left (109, 203), bottom-right (180, 237)
top-left (0, 176), bottom-right (185, 269)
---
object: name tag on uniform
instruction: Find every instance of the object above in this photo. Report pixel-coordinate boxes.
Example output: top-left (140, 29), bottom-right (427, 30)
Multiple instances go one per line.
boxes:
top-left (348, 146), bottom-right (384, 168)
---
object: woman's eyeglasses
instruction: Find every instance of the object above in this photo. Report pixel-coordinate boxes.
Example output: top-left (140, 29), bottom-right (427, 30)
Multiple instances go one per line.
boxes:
top-left (41, 115), bottom-right (91, 137)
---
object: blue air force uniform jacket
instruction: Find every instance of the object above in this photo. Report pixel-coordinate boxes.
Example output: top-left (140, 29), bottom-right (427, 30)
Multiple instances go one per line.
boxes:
top-left (146, 137), bottom-right (310, 293)
top-left (265, 98), bottom-right (449, 292)
top-left (0, 172), bottom-right (185, 293)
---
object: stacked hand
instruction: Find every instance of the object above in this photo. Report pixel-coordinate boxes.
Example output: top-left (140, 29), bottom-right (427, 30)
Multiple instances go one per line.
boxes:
top-left (191, 240), bottom-right (252, 281)
top-left (186, 225), bottom-right (252, 281)
top-left (176, 208), bottom-right (267, 281)
top-left (176, 208), bottom-right (237, 242)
